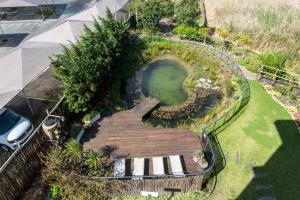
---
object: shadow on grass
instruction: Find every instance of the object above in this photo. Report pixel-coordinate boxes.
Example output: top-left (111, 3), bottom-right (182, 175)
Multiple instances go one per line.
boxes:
top-left (237, 120), bottom-right (300, 200)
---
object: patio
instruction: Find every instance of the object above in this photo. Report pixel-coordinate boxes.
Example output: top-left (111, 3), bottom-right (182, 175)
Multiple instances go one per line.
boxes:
top-left (81, 97), bottom-right (205, 175)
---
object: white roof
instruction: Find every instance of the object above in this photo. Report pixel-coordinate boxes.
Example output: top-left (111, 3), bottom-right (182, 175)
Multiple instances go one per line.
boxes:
top-left (0, 87), bottom-right (20, 109)
top-left (28, 20), bottom-right (93, 44)
top-left (0, 0), bottom-right (129, 109)
top-left (0, 42), bottom-right (62, 107)
top-left (0, 0), bottom-right (39, 7)
top-left (68, 0), bottom-right (129, 21)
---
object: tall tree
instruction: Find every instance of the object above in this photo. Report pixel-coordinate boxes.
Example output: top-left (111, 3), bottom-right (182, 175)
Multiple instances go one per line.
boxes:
top-left (51, 9), bottom-right (142, 113)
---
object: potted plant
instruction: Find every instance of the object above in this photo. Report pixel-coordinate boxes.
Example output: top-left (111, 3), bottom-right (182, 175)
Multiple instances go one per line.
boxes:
top-left (193, 150), bottom-right (204, 162)
top-left (82, 110), bottom-right (101, 128)
top-left (197, 158), bottom-right (209, 172)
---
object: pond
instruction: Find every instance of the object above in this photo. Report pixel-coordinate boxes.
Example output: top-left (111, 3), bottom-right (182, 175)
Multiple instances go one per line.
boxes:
top-left (141, 59), bottom-right (188, 106)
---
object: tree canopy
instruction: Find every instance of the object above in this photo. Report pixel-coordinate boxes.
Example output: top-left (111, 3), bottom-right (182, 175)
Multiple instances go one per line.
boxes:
top-left (51, 9), bottom-right (144, 113)
top-left (129, 0), bottom-right (174, 29)
top-left (174, 0), bottom-right (201, 27)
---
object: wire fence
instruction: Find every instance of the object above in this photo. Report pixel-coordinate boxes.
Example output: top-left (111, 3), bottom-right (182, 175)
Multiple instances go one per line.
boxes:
top-left (0, 97), bottom-right (65, 200)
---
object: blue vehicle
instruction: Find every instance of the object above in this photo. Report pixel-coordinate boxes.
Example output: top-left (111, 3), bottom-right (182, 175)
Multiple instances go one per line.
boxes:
top-left (0, 108), bottom-right (34, 151)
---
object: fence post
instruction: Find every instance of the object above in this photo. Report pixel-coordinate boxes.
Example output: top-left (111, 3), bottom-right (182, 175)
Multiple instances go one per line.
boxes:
top-left (272, 68), bottom-right (279, 85)
top-left (256, 65), bottom-right (263, 80)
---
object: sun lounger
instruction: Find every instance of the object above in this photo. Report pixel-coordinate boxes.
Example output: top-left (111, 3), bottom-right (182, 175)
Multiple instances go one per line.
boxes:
top-left (114, 158), bottom-right (126, 177)
top-left (169, 155), bottom-right (185, 177)
top-left (132, 158), bottom-right (145, 179)
top-left (152, 157), bottom-right (165, 176)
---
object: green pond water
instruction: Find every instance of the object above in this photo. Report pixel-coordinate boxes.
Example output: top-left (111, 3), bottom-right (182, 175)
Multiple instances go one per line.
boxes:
top-left (141, 59), bottom-right (188, 106)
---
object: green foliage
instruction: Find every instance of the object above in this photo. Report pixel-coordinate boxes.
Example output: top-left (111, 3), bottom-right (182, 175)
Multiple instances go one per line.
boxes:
top-left (185, 77), bottom-right (196, 88)
top-left (83, 110), bottom-right (99, 122)
top-left (223, 78), bottom-right (234, 98)
top-left (173, 24), bottom-right (199, 37)
top-left (86, 149), bottom-right (102, 171)
top-left (51, 9), bottom-right (143, 113)
top-left (273, 85), bottom-right (296, 101)
top-left (174, 0), bottom-right (201, 26)
top-left (216, 27), bottom-right (229, 40)
top-left (64, 139), bottom-right (82, 163)
top-left (259, 52), bottom-right (288, 69)
top-left (233, 33), bottom-right (253, 46)
top-left (49, 184), bottom-right (60, 198)
top-left (42, 144), bottom-right (113, 199)
top-left (130, 0), bottom-right (174, 29)
top-left (172, 24), bottom-right (212, 43)
top-left (69, 123), bottom-right (82, 138)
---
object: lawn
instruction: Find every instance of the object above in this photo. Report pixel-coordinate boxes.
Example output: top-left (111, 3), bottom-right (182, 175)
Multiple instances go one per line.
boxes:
top-left (114, 80), bottom-right (299, 200)
top-left (209, 80), bottom-right (300, 200)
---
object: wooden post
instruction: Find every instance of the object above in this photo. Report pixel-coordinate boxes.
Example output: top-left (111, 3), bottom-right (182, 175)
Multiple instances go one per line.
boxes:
top-left (256, 65), bottom-right (263, 80)
top-left (272, 68), bottom-right (279, 85)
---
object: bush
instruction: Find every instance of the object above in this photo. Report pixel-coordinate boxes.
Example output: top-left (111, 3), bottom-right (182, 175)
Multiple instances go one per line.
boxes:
top-left (51, 10), bottom-right (144, 113)
top-left (259, 52), bottom-right (287, 69)
top-left (129, 0), bottom-right (174, 29)
top-left (174, 0), bottom-right (201, 26)
top-left (172, 24), bottom-right (212, 43)
top-left (42, 140), bottom-right (115, 199)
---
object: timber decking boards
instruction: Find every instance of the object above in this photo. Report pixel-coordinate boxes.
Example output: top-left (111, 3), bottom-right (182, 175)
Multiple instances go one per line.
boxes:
top-left (81, 97), bottom-right (201, 173)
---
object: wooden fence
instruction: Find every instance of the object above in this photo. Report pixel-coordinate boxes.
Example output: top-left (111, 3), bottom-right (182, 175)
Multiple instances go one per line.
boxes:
top-left (0, 98), bottom-right (64, 200)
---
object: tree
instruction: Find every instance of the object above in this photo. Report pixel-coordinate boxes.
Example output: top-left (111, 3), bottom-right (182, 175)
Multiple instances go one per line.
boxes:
top-left (174, 0), bottom-right (201, 27)
top-left (51, 9), bottom-right (142, 113)
top-left (129, 0), bottom-right (174, 29)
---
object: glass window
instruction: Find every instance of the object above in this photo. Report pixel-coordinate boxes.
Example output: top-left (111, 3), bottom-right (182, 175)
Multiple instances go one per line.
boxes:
top-left (0, 110), bottom-right (20, 135)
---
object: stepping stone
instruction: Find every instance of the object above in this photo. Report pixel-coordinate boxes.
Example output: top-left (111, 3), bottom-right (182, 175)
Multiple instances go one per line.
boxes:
top-left (225, 152), bottom-right (230, 161)
top-left (255, 184), bottom-right (272, 191)
top-left (236, 151), bottom-right (240, 164)
top-left (253, 172), bottom-right (268, 178)
top-left (258, 197), bottom-right (277, 200)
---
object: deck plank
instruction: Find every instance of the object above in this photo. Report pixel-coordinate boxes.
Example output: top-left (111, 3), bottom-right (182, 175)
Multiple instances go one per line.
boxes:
top-left (81, 97), bottom-right (202, 174)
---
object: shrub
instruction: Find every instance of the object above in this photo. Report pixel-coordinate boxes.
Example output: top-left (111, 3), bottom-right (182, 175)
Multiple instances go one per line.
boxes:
top-left (51, 9), bottom-right (143, 113)
top-left (174, 0), bottom-right (201, 26)
top-left (48, 185), bottom-right (60, 198)
top-left (173, 24), bottom-right (212, 43)
top-left (259, 52), bottom-right (287, 69)
top-left (42, 141), bottom-right (115, 199)
top-left (129, 0), bottom-right (174, 29)
top-left (274, 85), bottom-right (289, 95)
top-left (173, 24), bottom-right (199, 37)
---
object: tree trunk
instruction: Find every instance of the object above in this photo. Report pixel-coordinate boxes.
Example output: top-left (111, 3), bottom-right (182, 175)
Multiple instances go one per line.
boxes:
top-left (199, 0), bottom-right (208, 27)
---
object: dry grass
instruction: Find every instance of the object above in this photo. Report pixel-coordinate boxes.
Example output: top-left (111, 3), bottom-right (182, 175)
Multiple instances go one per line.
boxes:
top-left (205, 0), bottom-right (300, 74)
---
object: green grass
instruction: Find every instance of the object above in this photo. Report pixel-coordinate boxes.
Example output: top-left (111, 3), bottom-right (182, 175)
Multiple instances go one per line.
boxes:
top-left (113, 80), bottom-right (299, 199)
top-left (209, 80), bottom-right (300, 200)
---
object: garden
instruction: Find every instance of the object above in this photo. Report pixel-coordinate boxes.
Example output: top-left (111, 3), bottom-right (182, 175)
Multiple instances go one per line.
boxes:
top-left (18, 0), bottom-right (300, 199)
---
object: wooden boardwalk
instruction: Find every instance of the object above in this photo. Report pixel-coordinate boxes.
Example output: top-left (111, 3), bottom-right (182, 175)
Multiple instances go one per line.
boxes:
top-left (81, 97), bottom-right (202, 174)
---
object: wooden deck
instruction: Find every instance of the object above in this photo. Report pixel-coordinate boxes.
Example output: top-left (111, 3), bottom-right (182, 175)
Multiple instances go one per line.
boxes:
top-left (81, 97), bottom-right (202, 174)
